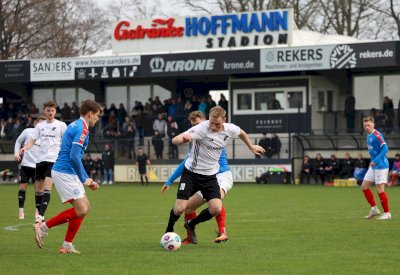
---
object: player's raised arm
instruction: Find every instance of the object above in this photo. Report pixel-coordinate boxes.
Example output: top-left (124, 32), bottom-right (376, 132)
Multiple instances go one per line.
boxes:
top-left (172, 132), bottom-right (192, 145)
top-left (238, 129), bottom-right (266, 156)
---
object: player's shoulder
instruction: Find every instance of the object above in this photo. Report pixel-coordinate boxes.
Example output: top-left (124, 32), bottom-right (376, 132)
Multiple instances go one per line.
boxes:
top-left (223, 122), bottom-right (241, 134)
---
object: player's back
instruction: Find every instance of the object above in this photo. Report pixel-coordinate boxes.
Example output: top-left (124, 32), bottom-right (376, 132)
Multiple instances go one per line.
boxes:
top-left (53, 118), bottom-right (89, 175)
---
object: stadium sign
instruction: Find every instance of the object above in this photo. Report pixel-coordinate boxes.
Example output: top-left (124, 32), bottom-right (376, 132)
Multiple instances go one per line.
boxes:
top-left (115, 164), bottom-right (291, 183)
top-left (30, 56), bottom-right (140, 81)
top-left (140, 50), bottom-right (259, 76)
top-left (0, 61), bottom-right (30, 83)
top-left (112, 9), bottom-right (293, 54)
top-left (260, 41), bottom-right (396, 72)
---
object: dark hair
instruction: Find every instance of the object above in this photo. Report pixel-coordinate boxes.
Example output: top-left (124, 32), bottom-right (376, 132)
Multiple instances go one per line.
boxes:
top-left (80, 100), bottom-right (103, 116)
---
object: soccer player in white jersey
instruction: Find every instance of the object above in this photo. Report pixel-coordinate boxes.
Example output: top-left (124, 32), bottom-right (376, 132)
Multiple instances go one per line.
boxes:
top-left (14, 116), bottom-right (46, 220)
top-left (19, 101), bottom-right (67, 229)
top-left (34, 100), bottom-right (102, 253)
top-left (162, 111), bottom-right (231, 243)
top-left (361, 116), bottom-right (391, 220)
top-left (164, 106), bottom-right (265, 244)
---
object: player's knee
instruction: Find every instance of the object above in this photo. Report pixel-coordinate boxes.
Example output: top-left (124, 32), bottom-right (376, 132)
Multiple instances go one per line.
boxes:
top-left (174, 206), bottom-right (185, 215)
top-left (209, 204), bottom-right (222, 216)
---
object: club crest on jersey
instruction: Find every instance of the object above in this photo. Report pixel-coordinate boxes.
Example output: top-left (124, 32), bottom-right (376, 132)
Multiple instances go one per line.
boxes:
top-left (52, 127), bottom-right (56, 131)
top-left (224, 135), bottom-right (229, 141)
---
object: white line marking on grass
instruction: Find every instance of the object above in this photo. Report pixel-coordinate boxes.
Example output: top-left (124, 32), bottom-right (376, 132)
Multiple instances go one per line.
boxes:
top-left (3, 223), bottom-right (32, 231)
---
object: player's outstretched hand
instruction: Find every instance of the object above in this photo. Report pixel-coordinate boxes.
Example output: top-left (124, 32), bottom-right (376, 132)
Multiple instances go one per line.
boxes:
top-left (84, 178), bottom-right (99, 190)
top-left (251, 144), bottom-right (266, 156)
top-left (14, 154), bottom-right (21, 162)
top-left (89, 181), bottom-right (99, 190)
top-left (161, 184), bottom-right (169, 193)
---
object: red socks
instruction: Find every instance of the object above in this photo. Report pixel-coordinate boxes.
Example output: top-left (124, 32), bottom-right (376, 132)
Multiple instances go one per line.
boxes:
top-left (46, 208), bottom-right (78, 228)
top-left (215, 205), bottom-right (226, 234)
top-left (184, 212), bottom-right (197, 221)
top-left (362, 189), bottom-right (376, 207)
top-left (390, 175), bottom-right (397, 186)
top-left (378, 192), bottom-right (390, 213)
top-left (65, 215), bottom-right (85, 242)
top-left (45, 207), bottom-right (86, 243)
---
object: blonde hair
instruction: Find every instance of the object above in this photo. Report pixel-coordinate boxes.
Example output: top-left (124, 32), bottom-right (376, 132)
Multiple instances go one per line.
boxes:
top-left (363, 116), bottom-right (374, 123)
top-left (209, 106), bottom-right (226, 119)
top-left (188, 110), bottom-right (205, 122)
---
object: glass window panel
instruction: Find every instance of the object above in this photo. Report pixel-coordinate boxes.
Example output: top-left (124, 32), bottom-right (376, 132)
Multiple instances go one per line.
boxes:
top-left (237, 93), bottom-right (252, 110)
top-left (106, 86), bottom-right (127, 109)
top-left (317, 91), bottom-right (325, 110)
top-left (255, 91), bottom-right (284, 110)
top-left (78, 88), bottom-right (94, 105)
top-left (33, 89), bottom-right (53, 112)
top-left (56, 88), bottom-right (75, 108)
top-left (129, 85), bottom-right (151, 112)
top-left (154, 85), bottom-right (171, 102)
top-left (288, 91), bottom-right (303, 109)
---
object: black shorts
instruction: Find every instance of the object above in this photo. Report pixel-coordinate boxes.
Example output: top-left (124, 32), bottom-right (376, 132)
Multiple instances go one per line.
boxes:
top-left (177, 168), bottom-right (221, 202)
top-left (138, 165), bottom-right (147, 175)
top-left (35, 161), bottom-right (54, 180)
top-left (19, 166), bottom-right (36, 184)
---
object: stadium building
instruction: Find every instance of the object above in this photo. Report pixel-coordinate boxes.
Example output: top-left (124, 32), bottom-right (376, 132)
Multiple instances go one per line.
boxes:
top-left (1, 9), bottom-right (399, 183)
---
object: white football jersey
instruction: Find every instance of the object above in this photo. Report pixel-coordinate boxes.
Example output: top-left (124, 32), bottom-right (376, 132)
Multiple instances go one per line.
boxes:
top-left (31, 119), bottom-right (67, 163)
top-left (14, 128), bottom-right (40, 168)
top-left (184, 120), bottom-right (241, 175)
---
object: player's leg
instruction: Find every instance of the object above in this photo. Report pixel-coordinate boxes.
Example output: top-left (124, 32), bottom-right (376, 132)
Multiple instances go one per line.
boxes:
top-left (214, 171), bottom-right (233, 242)
top-left (389, 171), bottom-right (397, 186)
top-left (165, 170), bottom-right (194, 233)
top-left (182, 193), bottom-right (204, 244)
top-left (18, 182), bottom-right (28, 220)
top-left (166, 199), bottom-right (188, 233)
top-left (375, 169), bottom-right (391, 220)
top-left (38, 172), bottom-right (87, 251)
top-left (184, 176), bottom-right (222, 244)
top-left (361, 167), bottom-right (380, 219)
top-left (39, 175), bottom-right (53, 218)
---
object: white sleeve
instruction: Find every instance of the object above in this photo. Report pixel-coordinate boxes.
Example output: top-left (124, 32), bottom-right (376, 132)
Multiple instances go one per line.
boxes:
top-left (14, 130), bottom-right (27, 155)
top-left (226, 123), bottom-right (241, 137)
top-left (186, 123), bottom-right (206, 140)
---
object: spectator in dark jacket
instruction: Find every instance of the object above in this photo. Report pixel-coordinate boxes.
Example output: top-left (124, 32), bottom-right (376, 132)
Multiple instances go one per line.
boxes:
top-left (300, 155), bottom-right (313, 184)
top-left (82, 154), bottom-right (93, 176)
top-left (339, 152), bottom-right (354, 179)
top-left (102, 144), bottom-right (115, 184)
top-left (152, 130), bottom-right (164, 159)
top-left (93, 156), bottom-right (103, 183)
top-left (325, 154), bottom-right (340, 183)
top-left (4, 117), bottom-right (14, 139)
top-left (166, 115), bottom-right (179, 159)
top-left (313, 153), bottom-right (326, 184)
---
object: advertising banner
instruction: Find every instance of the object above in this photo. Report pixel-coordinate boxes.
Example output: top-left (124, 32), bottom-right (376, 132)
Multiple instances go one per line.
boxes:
top-left (232, 113), bottom-right (309, 133)
top-left (0, 61), bottom-right (30, 82)
top-left (112, 9), bottom-right (293, 54)
top-left (115, 164), bottom-right (291, 183)
top-left (139, 49), bottom-right (259, 77)
top-left (74, 56), bottom-right (141, 80)
top-left (31, 56), bottom-right (141, 81)
top-left (260, 41), bottom-right (396, 72)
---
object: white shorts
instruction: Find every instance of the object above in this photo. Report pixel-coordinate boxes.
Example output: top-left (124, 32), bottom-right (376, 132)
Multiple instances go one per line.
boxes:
top-left (51, 171), bottom-right (86, 203)
top-left (196, 171), bottom-right (233, 199)
top-left (363, 167), bottom-right (389, 184)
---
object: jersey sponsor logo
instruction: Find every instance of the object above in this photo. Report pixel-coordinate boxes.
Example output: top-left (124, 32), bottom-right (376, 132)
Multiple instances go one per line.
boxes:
top-left (43, 134), bottom-right (56, 138)
top-left (206, 145), bottom-right (224, 150)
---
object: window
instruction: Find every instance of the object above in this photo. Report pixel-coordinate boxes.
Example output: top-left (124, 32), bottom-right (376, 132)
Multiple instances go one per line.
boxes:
top-left (237, 93), bottom-right (252, 110)
top-left (233, 87), bottom-right (306, 114)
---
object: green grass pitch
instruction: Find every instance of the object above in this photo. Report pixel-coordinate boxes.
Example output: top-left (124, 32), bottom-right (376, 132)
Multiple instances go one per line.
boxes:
top-left (1, 183), bottom-right (400, 274)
